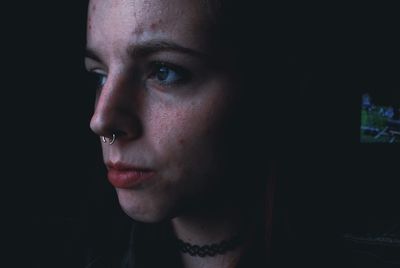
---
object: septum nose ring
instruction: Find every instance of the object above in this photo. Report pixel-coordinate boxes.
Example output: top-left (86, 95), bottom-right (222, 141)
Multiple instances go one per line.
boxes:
top-left (101, 134), bottom-right (116, 145)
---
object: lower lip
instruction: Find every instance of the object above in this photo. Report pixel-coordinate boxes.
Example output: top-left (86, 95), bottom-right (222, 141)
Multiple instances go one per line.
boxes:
top-left (107, 169), bottom-right (155, 188)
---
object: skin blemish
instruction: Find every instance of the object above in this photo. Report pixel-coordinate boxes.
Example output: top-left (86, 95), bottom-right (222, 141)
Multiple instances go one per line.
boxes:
top-left (88, 17), bottom-right (92, 30)
top-left (150, 22), bottom-right (157, 30)
top-left (132, 25), bottom-right (144, 36)
top-left (111, 0), bottom-right (119, 8)
top-left (151, 19), bottom-right (163, 30)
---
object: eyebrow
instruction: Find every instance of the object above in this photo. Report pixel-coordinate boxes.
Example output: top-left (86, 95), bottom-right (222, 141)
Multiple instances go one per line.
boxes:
top-left (85, 40), bottom-right (207, 62)
top-left (127, 40), bottom-right (206, 58)
top-left (85, 48), bottom-right (102, 63)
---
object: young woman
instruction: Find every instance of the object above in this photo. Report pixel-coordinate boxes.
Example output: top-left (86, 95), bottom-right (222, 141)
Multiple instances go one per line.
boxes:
top-left (84, 0), bottom-right (290, 267)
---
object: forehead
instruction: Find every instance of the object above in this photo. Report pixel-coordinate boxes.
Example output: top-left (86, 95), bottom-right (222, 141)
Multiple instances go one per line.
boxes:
top-left (87, 0), bottom-right (213, 58)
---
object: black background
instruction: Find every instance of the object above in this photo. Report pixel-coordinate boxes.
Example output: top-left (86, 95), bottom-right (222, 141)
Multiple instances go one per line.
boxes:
top-left (2, 1), bottom-right (399, 267)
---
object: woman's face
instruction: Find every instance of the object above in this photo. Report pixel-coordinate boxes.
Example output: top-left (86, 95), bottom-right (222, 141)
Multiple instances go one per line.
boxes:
top-left (86, 0), bottom-right (241, 222)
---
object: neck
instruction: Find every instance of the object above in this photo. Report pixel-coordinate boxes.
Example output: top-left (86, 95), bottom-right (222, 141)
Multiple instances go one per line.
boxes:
top-left (171, 200), bottom-right (254, 268)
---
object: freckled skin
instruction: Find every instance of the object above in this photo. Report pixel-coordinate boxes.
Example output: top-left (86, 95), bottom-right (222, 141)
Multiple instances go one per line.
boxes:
top-left (87, 0), bottom-right (240, 222)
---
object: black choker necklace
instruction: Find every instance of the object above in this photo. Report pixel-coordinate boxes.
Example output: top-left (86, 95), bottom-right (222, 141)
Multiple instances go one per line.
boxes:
top-left (175, 235), bottom-right (242, 257)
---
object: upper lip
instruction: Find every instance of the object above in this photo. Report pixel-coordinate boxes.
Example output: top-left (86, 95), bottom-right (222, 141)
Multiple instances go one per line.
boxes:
top-left (106, 161), bottom-right (153, 172)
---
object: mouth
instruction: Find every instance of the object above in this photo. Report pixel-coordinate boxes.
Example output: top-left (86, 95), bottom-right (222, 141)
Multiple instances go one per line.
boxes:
top-left (106, 162), bottom-right (156, 189)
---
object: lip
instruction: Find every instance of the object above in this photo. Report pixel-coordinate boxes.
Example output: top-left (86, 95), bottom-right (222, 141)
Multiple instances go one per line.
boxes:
top-left (106, 162), bottom-right (155, 189)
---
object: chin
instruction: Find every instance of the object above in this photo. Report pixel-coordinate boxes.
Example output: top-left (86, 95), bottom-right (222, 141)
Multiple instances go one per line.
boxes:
top-left (115, 188), bottom-right (176, 223)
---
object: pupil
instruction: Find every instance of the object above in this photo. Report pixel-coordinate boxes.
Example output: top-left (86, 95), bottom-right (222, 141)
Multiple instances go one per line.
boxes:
top-left (157, 67), bottom-right (169, 81)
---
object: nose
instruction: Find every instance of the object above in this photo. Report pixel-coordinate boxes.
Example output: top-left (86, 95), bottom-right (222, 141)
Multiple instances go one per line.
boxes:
top-left (90, 73), bottom-right (142, 142)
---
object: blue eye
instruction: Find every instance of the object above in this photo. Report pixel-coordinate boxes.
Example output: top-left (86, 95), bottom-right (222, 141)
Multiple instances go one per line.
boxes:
top-left (88, 72), bottom-right (107, 90)
top-left (156, 66), bottom-right (179, 83)
top-left (149, 62), bottom-right (190, 86)
top-left (95, 73), bottom-right (107, 88)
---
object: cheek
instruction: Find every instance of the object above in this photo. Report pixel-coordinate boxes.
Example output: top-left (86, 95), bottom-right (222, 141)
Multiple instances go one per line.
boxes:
top-left (147, 96), bottom-right (231, 168)
top-left (149, 108), bottom-right (196, 153)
